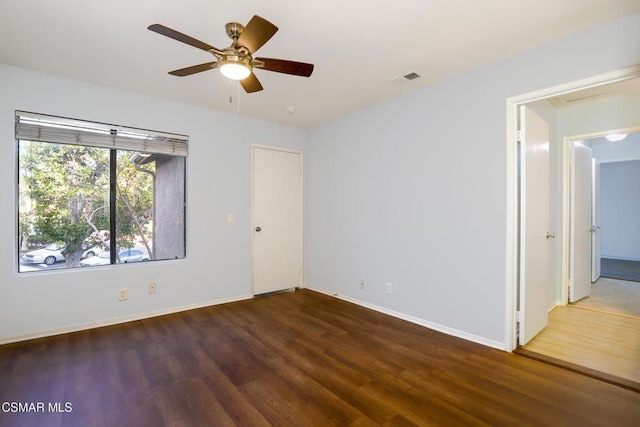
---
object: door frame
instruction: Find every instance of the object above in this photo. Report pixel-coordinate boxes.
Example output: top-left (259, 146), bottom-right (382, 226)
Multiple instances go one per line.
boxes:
top-left (505, 64), bottom-right (640, 351)
top-left (251, 144), bottom-right (304, 296)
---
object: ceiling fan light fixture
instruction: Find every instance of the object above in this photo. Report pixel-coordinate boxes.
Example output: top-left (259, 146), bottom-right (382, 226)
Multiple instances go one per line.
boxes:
top-left (605, 133), bottom-right (628, 142)
top-left (219, 56), bottom-right (252, 80)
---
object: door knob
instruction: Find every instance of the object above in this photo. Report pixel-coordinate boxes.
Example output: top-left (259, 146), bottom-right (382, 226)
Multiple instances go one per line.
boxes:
top-left (255, 226), bottom-right (262, 232)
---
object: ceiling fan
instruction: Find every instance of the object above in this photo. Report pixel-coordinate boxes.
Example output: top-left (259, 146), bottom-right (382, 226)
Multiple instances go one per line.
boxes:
top-left (148, 15), bottom-right (314, 93)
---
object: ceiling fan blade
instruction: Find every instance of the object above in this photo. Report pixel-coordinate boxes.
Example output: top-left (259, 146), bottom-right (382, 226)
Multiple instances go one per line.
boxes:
top-left (169, 62), bottom-right (218, 77)
top-left (240, 72), bottom-right (264, 93)
top-left (236, 15), bottom-right (278, 54)
top-left (255, 58), bottom-right (314, 77)
top-left (148, 24), bottom-right (220, 52)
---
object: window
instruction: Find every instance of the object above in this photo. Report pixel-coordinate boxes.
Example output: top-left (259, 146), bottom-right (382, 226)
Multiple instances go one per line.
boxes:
top-left (16, 111), bottom-right (187, 272)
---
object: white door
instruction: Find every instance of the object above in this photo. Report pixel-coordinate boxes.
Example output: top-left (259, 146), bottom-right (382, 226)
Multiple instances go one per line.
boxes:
top-left (519, 106), bottom-right (552, 346)
top-left (252, 146), bottom-right (303, 295)
top-left (591, 159), bottom-right (601, 282)
top-left (571, 143), bottom-right (593, 302)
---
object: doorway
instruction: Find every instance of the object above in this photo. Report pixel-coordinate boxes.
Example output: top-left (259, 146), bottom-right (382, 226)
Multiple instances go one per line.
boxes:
top-left (564, 130), bottom-right (640, 305)
top-left (508, 66), bottom-right (640, 387)
top-left (506, 66), bottom-right (640, 351)
top-left (566, 131), bottom-right (640, 319)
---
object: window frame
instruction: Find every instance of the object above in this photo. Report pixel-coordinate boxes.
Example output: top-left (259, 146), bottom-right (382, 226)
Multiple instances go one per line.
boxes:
top-left (16, 111), bottom-right (188, 273)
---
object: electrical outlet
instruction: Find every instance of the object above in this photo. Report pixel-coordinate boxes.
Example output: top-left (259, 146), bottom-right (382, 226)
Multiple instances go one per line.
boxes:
top-left (118, 288), bottom-right (128, 301)
top-left (148, 282), bottom-right (157, 294)
top-left (360, 280), bottom-right (365, 290)
top-left (386, 282), bottom-right (392, 294)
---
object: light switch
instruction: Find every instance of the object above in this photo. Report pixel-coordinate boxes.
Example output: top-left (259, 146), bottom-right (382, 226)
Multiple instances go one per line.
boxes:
top-left (227, 214), bottom-right (234, 225)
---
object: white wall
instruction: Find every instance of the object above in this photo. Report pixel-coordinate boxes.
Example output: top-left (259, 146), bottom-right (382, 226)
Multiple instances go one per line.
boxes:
top-left (305, 12), bottom-right (640, 347)
top-left (600, 160), bottom-right (640, 260)
top-left (0, 63), bottom-right (306, 343)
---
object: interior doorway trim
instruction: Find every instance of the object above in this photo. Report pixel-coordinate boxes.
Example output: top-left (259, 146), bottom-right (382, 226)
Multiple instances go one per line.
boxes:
top-left (505, 64), bottom-right (640, 351)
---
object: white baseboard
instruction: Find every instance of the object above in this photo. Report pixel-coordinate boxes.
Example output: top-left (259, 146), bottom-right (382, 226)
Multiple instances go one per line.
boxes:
top-left (0, 294), bottom-right (253, 345)
top-left (305, 285), bottom-right (506, 351)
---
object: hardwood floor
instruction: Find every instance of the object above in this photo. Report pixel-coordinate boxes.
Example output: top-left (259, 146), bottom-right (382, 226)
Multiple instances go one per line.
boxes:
top-left (519, 305), bottom-right (640, 389)
top-left (520, 277), bottom-right (640, 390)
top-left (1, 289), bottom-right (639, 426)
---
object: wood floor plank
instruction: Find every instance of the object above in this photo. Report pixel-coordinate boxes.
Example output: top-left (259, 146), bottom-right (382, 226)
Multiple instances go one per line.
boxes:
top-left (228, 320), bottom-right (366, 425)
top-left (399, 369), bottom-right (524, 426)
top-left (435, 352), bottom-right (623, 426)
top-left (200, 370), bottom-right (271, 427)
top-left (171, 378), bottom-right (236, 426)
top-left (359, 373), bottom-right (491, 426)
top-left (524, 305), bottom-right (640, 385)
top-left (1, 289), bottom-right (639, 426)
top-left (239, 371), bottom-right (342, 426)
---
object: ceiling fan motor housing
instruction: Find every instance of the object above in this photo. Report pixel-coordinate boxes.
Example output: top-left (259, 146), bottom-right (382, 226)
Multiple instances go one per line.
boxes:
top-left (225, 22), bottom-right (244, 41)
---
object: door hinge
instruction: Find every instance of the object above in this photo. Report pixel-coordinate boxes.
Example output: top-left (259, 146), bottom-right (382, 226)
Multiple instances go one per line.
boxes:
top-left (516, 130), bottom-right (522, 142)
top-left (516, 311), bottom-right (522, 322)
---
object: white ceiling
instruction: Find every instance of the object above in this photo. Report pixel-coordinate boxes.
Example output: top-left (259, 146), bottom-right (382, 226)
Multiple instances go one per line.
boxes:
top-left (1, 0), bottom-right (640, 128)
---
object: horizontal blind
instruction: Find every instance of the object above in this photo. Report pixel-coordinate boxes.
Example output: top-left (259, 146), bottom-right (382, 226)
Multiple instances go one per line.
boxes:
top-left (15, 111), bottom-right (188, 157)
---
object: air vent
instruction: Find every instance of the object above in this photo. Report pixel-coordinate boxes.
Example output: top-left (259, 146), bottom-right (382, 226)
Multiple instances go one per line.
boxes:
top-left (388, 71), bottom-right (424, 86)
